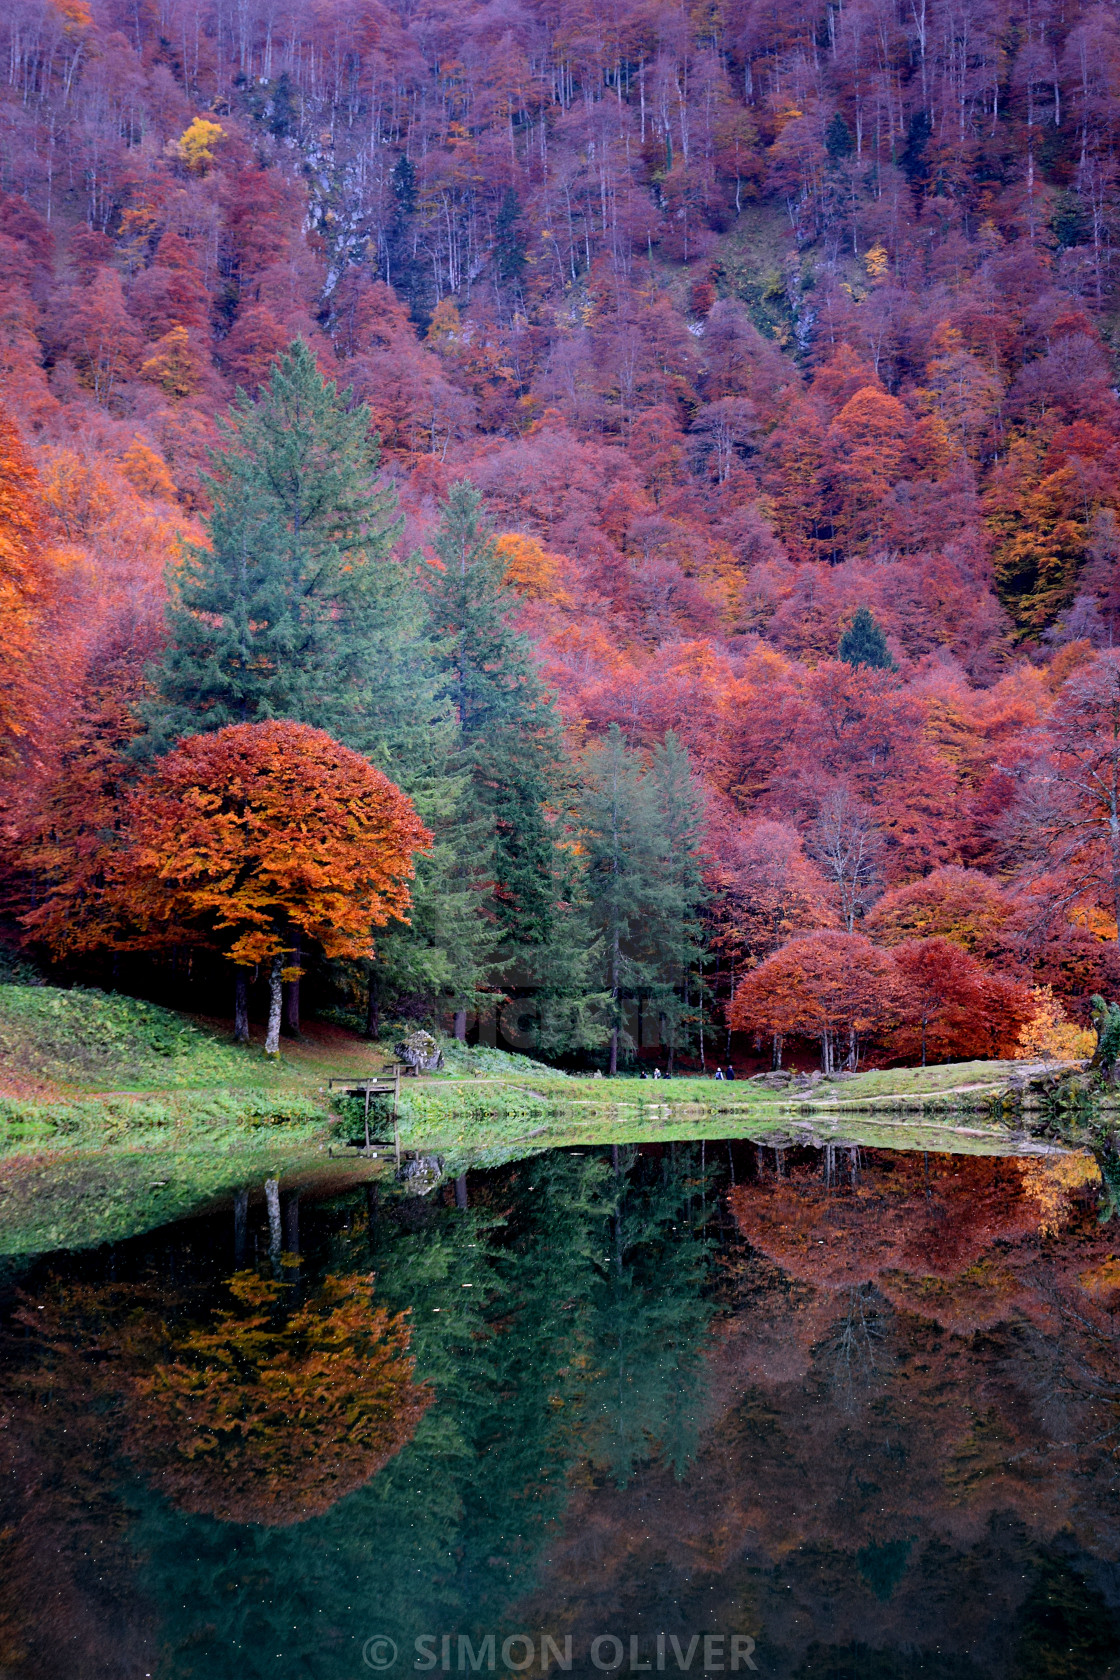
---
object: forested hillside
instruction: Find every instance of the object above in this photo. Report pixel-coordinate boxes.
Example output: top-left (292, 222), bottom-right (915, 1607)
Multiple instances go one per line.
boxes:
top-left (2, 0), bottom-right (1120, 1071)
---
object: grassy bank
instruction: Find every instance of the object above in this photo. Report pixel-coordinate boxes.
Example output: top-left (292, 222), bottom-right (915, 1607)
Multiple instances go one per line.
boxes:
top-left (0, 981), bottom-right (1099, 1144)
top-left (0, 981), bottom-right (1105, 1259)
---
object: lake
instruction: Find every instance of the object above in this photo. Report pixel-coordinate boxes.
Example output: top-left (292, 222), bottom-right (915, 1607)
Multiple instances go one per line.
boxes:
top-left (2, 1137), bottom-right (1119, 1679)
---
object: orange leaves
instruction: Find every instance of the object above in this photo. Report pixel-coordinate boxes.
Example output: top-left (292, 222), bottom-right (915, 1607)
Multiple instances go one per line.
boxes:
top-left (118, 440), bottom-right (178, 502)
top-left (0, 406), bottom-right (50, 757)
top-left (120, 720), bottom-right (431, 966)
top-left (729, 930), bottom-right (896, 1049)
top-left (495, 532), bottom-right (571, 604)
top-left (865, 867), bottom-right (1013, 953)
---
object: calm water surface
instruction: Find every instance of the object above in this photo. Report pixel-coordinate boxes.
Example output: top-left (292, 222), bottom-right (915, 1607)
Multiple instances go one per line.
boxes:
top-left (2, 1141), bottom-right (1119, 1680)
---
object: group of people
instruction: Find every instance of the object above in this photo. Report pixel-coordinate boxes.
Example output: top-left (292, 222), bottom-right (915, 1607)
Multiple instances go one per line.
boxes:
top-left (634, 1065), bottom-right (737, 1080)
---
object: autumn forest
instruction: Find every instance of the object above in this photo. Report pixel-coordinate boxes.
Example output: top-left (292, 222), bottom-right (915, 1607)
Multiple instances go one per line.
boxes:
top-left (5, 0), bottom-right (1120, 1071)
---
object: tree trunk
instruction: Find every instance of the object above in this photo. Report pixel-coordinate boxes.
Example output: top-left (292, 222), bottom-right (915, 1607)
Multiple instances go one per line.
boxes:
top-left (282, 1190), bottom-right (300, 1255)
top-left (265, 955), bottom-right (283, 1055)
top-left (453, 1008), bottom-right (467, 1042)
top-left (610, 926), bottom-right (620, 1075)
top-left (265, 1177), bottom-right (281, 1258)
top-left (366, 965), bottom-right (381, 1039)
top-left (233, 1188), bottom-right (248, 1264)
top-left (234, 968), bottom-right (250, 1043)
top-left (282, 934), bottom-right (301, 1037)
top-left (455, 1172), bottom-right (469, 1209)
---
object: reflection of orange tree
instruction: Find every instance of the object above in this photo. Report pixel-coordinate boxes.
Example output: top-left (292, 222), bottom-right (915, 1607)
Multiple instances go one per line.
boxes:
top-left (729, 1151), bottom-right (1102, 1334)
top-left (126, 1271), bottom-right (431, 1526)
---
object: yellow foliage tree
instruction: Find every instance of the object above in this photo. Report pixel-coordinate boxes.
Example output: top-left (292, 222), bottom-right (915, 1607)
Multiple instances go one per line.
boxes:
top-left (171, 117), bottom-right (225, 173)
top-left (1016, 985), bottom-right (1095, 1061)
top-left (119, 440), bottom-right (178, 502)
top-left (1017, 1152), bottom-right (1102, 1236)
top-left (140, 324), bottom-right (205, 399)
top-left (494, 531), bottom-right (570, 604)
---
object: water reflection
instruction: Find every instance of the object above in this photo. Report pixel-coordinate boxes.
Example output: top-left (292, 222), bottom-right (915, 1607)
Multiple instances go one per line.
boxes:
top-left (1, 1143), bottom-right (1118, 1678)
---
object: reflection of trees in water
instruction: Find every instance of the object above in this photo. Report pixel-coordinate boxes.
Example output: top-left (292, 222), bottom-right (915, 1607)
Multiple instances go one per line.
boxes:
top-left (1011, 1264), bottom-right (1120, 1488)
top-left (16, 1143), bottom-right (1119, 1679)
top-left (522, 1146), bottom-right (1120, 1680)
top-left (21, 1145), bottom-right (720, 1679)
top-left (0, 1258), bottom-right (432, 1671)
top-left (827, 1282), bottom-right (892, 1414)
top-left (126, 1268), bottom-right (431, 1526)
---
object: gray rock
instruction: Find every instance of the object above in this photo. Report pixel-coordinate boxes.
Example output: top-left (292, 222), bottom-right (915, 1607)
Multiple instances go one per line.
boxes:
top-left (395, 1029), bottom-right (444, 1073)
top-left (396, 1154), bottom-right (444, 1194)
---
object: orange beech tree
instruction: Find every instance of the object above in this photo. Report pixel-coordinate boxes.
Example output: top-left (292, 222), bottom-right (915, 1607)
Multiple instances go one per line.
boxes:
top-left (864, 866), bottom-right (1014, 954)
top-left (115, 720), bottom-right (430, 1050)
top-left (729, 930), bottom-right (896, 1073)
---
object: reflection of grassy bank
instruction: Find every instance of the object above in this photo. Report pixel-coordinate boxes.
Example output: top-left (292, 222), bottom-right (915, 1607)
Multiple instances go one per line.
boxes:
top-left (0, 1140), bottom-right (385, 1261)
top-left (1, 982), bottom-right (1098, 1146)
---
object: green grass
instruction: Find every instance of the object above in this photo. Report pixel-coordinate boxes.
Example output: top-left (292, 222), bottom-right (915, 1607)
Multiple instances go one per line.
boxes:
top-left (0, 980), bottom-right (1097, 1176)
top-left (0, 983), bottom-right (284, 1091)
top-left (0, 982), bottom-right (1095, 1260)
top-left (828, 1061), bottom-right (1017, 1098)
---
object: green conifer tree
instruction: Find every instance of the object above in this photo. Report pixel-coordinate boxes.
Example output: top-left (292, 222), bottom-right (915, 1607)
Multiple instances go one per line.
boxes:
top-left (425, 483), bottom-right (566, 977)
top-left (149, 339), bottom-right (401, 746)
top-left (579, 727), bottom-right (708, 1074)
top-left (838, 605), bottom-right (896, 671)
top-left (148, 342), bottom-right (493, 1027)
top-left (645, 731), bottom-right (709, 1071)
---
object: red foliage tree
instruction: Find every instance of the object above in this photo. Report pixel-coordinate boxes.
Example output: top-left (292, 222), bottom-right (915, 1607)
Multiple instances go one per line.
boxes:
top-left (887, 937), bottom-right (1033, 1066)
top-left (729, 930), bottom-right (896, 1073)
top-left (0, 405), bottom-right (50, 762)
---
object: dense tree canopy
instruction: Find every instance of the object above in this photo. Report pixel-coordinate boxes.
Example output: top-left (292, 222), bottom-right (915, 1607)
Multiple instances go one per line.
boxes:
top-left (5, 0), bottom-right (1120, 1063)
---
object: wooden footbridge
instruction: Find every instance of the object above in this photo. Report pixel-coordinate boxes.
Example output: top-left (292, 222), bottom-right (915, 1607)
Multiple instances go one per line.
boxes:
top-left (327, 1062), bottom-right (405, 1160)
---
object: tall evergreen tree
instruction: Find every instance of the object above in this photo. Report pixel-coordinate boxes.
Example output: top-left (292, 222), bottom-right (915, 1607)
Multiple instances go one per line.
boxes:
top-left (646, 731), bottom-right (708, 1069)
top-left (148, 342), bottom-right (494, 1028)
top-left (579, 727), bottom-right (708, 1074)
top-left (426, 483), bottom-right (566, 974)
top-left (148, 339), bottom-right (401, 747)
top-left (353, 559), bottom-right (496, 1036)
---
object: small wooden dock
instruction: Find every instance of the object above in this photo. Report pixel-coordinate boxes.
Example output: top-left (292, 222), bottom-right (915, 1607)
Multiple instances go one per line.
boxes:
top-left (327, 1063), bottom-right (404, 1160)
